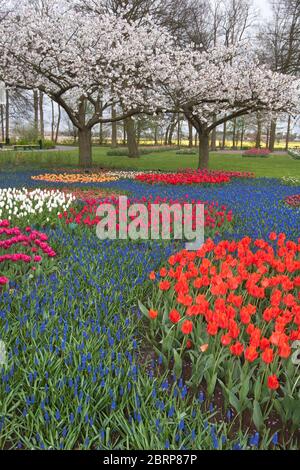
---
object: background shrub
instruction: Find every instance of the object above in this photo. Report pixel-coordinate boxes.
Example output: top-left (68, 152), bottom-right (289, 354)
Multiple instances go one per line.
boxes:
top-left (243, 148), bottom-right (271, 157)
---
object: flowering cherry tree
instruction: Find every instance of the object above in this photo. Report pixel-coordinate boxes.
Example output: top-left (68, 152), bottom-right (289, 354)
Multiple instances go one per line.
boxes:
top-left (0, 0), bottom-right (170, 167)
top-left (152, 46), bottom-right (300, 168)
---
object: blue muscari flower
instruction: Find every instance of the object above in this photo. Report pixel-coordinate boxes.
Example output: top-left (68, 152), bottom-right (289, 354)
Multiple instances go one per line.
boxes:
top-left (55, 410), bottom-right (61, 421)
top-left (0, 417), bottom-right (4, 431)
top-left (272, 432), bottom-right (278, 446)
top-left (249, 432), bottom-right (259, 447)
top-left (198, 391), bottom-right (205, 403)
top-left (181, 386), bottom-right (187, 399)
top-left (178, 419), bottom-right (185, 431)
top-left (232, 442), bottom-right (242, 450)
top-left (165, 440), bottom-right (170, 449)
top-left (210, 426), bottom-right (219, 449)
top-left (168, 405), bottom-right (175, 418)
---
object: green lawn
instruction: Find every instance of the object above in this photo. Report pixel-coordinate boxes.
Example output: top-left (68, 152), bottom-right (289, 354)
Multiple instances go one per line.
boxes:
top-left (1, 146), bottom-right (299, 177)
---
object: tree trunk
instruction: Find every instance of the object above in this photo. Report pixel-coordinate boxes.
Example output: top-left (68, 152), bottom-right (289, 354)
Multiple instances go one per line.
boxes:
top-left (177, 113), bottom-right (181, 148)
top-left (164, 125), bottom-right (169, 146)
top-left (123, 120), bottom-right (127, 145)
top-left (188, 121), bottom-right (193, 148)
top-left (39, 91), bottom-right (44, 140)
top-left (266, 126), bottom-right (270, 149)
top-left (154, 124), bottom-right (158, 145)
top-left (0, 105), bottom-right (4, 141)
top-left (99, 121), bottom-right (103, 145)
top-left (232, 118), bottom-right (237, 149)
top-left (285, 115), bottom-right (291, 151)
top-left (168, 117), bottom-right (177, 145)
top-left (111, 105), bottom-right (117, 148)
top-left (5, 91), bottom-right (9, 144)
top-left (222, 121), bottom-right (227, 149)
top-left (136, 120), bottom-right (141, 145)
top-left (194, 131), bottom-right (198, 147)
top-left (78, 127), bottom-right (92, 168)
top-left (51, 100), bottom-right (55, 142)
top-left (240, 121), bottom-right (245, 149)
top-left (255, 114), bottom-right (262, 148)
top-left (98, 100), bottom-right (103, 145)
top-left (126, 116), bottom-right (139, 158)
top-left (198, 132), bottom-right (209, 169)
top-left (55, 105), bottom-right (61, 144)
top-left (210, 114), bottom-right (217, 150)
top-left (268, 119), bottom-right (277, 152)
top-left (33, 90), bottom-right (39, 140)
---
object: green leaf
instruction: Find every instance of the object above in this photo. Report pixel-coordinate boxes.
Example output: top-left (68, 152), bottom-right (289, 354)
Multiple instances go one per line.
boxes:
top-left (138, 300), bottom-right (150, 318)
top-left (254, 378), bottom-right (262, 401)
top-left (228, 391), bottom-right (241, 413)
top-left (173, 349), bottom-right (182, 379)
top-left (207, 372), bottom-right (217, 397)
top-left (253, 400), bottom-right (264, 431)
top-left (292, 405), bottom-right (300, 426)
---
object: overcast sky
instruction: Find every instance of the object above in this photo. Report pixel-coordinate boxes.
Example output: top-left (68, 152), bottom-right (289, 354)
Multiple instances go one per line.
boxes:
top-left (253, 0), bottom-right (272, 19)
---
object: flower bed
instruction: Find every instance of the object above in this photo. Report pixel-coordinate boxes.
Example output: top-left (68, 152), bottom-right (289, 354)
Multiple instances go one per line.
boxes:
top-left (288, 149), bottom-right (300, 160)
top-left (0, 188), bottom-right (75, 226)
top-left (31, 172), bottom-right (119, 184)
top-left (135, 169), bottom-right (254, 185)
top-left (284, 194), bottom-right (300, 207)
top-left (0, 219), bottom-right (56, 285)
top-left (31, 170), bottom-right (153, 184)
top-left (1, 172), bottom-right (300, 449)
top-left (281, 176), bottom-right (300, 186)
top-left (140, 233), bottom-right (300, 428)
top-left (45, 187), bottom-right (123, 201)
top-left (59, 196), bottom-right (233, 240)
top-left (243, 148), bottom-right (271, 158)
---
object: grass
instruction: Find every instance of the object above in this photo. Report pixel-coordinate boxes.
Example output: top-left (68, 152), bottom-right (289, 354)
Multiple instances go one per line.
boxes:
top-left (0, 146), bottom-right (300, 178)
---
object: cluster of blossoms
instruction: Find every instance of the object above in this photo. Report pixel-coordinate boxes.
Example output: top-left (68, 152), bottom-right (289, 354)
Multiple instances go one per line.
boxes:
top-left (135, 169), bottom-right (254, 185)
top-left (243, 148), bottom-right (271, 157)
top-left (284, 194), bottom-right (300, 207)
top-left (31, 170), bottom-right (155, 184)
top-left (288, 149), bottom-right (300, 160)
top-left (0, 188), bottom-right (75, 223)
top-left (31, 173), bottom-right (119, 184)
top-left (281, 176), bottom-right (300, 187)
top-left (59, 196), bottom-right (233, 238)
top-left (0, 219), bottom-right (56, 285)
top-left (147, 233), bottom-right (300, 391)
top-left (46, 187), bottom-right (120, 201)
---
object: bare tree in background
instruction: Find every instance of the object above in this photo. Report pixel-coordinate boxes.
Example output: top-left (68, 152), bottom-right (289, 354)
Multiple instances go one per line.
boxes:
top-left (259, 0), bottom-right (300, 151)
